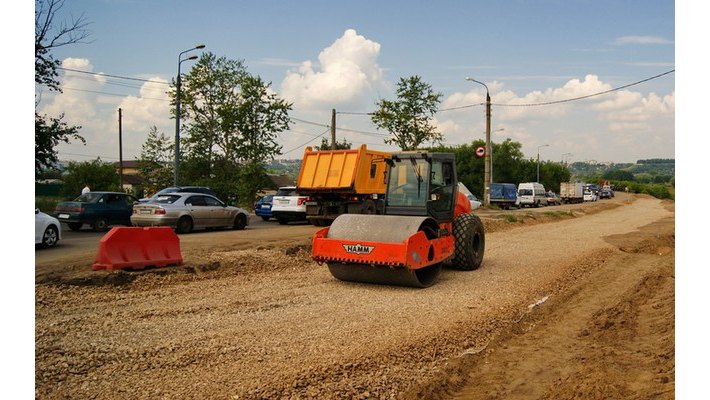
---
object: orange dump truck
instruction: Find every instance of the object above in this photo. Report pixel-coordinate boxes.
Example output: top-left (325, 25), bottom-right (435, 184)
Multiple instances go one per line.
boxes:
top-left (296, 145), bottom-right (392, 226)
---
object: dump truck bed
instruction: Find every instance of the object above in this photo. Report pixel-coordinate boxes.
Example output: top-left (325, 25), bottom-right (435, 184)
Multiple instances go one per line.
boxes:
top-left (296, 145), bottom-right (391, 194)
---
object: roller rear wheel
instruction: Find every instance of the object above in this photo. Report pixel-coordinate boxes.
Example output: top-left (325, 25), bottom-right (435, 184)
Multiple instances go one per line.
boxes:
top-left (451, 213), bottom-right (485, 270)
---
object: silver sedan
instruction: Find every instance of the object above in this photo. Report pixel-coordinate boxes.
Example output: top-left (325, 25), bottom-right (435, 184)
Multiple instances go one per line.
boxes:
top-left (131, 192), bottom-right (249, 233)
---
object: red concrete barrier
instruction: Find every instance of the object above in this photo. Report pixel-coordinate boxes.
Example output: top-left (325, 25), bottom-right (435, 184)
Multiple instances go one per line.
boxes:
top-left (92, 227), bottom-right (183, 271)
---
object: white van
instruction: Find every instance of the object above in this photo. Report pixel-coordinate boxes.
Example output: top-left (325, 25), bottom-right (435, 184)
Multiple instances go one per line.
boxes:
top-left (517, 182), bottom-right (547, 207)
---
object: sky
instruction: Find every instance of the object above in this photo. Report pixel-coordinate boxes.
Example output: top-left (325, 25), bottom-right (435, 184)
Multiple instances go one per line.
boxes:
top-left (32, 0), bottom-right (677, 166)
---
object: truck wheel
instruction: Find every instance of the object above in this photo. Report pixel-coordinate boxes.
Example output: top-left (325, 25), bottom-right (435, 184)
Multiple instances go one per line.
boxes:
top-left (67, 222), bottom-right (83, 231)
top-left (176, 216), bottom-right (193, 233)
top-left (451, 213), bottom-right (485, 271)
top-left (362, 199), bottom-right (377, 214)
top-left (261, 216), bottom-right (270, 221)
top-left (93, 217), bottom-right (108, 232)
top-left (277, 217), bottom-right (288, 225)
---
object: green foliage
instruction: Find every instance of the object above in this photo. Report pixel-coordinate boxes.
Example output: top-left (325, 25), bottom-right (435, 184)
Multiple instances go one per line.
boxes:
top-left (35, 0), bottom-right (89, 175)
top-left (504, 214), bottom-right (519, 223)
top-left (609, 180), bottom-right (674, 200)
top-left (35, 196), bottom-right (62, 213)
top-left (35, 112), bottom-right (85, 176)
top-left (170, 52), bottom-right (292, 204)
top-left (371, 75), bottom-right (442, 150)
top-left (603, 169), bottom-right (635, 181)
top-left (60, 159), bottom-right (120, 198)
top-left (35, 0), bottom-right (90, 91)
top-left (314, 137), bottom-right (352, 150)
top-left (139, 125), bottom-right (174, 196)
top-left (428, 138), bottom-right (571, 197)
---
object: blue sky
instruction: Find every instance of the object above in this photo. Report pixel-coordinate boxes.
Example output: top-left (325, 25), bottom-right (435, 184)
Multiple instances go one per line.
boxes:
top-left (35, 0), bottom-right (675, 164)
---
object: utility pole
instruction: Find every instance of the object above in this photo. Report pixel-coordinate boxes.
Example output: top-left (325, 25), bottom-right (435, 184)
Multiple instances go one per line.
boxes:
top-left (465, 77), bottom-right (491, 206)
top-left (118, 108), bottom-right (123, 191)
top-left (330, 108), bottom-right (337, 150)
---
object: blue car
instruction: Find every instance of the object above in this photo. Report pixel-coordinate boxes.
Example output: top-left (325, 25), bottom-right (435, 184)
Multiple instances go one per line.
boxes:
top-left (254, 194), bottom-right (274, 221)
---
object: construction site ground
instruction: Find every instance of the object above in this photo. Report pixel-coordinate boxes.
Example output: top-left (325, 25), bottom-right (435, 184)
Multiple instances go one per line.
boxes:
top-left (35, 192), bottom-right (675, 399)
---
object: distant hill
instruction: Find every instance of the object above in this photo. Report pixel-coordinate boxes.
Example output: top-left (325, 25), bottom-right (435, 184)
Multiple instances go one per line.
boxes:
top-left (568, 159), bottom-right (674, 185)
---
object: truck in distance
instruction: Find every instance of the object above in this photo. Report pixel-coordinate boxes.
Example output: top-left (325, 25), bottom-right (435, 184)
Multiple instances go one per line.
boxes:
top-left (559, 182), bottom-right (585, 204)
top-left (296, 145), bottom-right (392, 226)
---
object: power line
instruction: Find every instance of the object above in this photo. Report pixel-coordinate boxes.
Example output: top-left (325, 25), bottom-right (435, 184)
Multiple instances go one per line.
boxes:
top-left (58, 67), bottom-right (170, 85)
top-left (492, 69), bottom-right (675, 107)
top-left (61, 86), bottom-right (168, 101)
top-left (338, 69), bottom-right (675, 113)
top-left (280, 128), bottom-right (331, 156)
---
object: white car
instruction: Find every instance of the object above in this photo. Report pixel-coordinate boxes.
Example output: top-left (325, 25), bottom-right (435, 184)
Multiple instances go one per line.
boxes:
top-left (35, 208), bottom-right (61, 248)
top-left (457, 182), bottom-right (481, 210)
top-left (583, 190), bottom-right (598, 202)
top-left (271, 186), bottom-right (309, 225)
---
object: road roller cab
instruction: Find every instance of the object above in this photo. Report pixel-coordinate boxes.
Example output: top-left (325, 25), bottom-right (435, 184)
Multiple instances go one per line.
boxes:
top-left (311, 151), bottom-right (485, 288)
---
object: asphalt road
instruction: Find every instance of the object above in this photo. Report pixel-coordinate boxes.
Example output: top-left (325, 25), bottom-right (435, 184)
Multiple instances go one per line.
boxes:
top-left (35, 196), bottom-right (616, 267)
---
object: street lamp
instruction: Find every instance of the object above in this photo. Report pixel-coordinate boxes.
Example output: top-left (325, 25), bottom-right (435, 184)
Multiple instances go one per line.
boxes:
top-left (537, 144), bottom-right (550, 183)
top-left (465, 77), bottom-right (491, 206)
top-left (174, 44), bottom-right (206, 186)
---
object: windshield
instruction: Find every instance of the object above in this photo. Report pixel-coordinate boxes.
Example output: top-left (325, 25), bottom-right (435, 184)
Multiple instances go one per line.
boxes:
top-left (276, 188), bottom-right (297, 196)
top-left (74, 192), bottom-right (103, 203)
top-left (149, 195), bottom-right (181, 204)
top-left (386, 158), bottom-right (429, 207)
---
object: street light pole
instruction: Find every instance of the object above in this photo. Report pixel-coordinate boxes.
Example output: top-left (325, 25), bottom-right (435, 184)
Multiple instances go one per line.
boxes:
top-left (465, 77), bottom-right (491, 206)
top-left (174, 44), bottom-right (205, 186)
top-left (537, 144), bottom-right (550, 183)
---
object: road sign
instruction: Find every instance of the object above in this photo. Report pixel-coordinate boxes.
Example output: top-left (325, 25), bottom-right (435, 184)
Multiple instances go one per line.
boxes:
top-left (475, 146), bottom-right (486, 158)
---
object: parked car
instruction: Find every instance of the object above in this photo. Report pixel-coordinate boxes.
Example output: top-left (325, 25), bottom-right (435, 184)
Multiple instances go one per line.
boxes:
top-left (53, 192), bottom-right (139, 232)
top-left (35, 209), bottom-right (61, 248)
top-left (583, 189), bottom-right (598, 202)
top-left (457, 182), bottom-right (481, 210)
top-left (139, 186), bottom-right (217, 202)
top-left (271, 186), bottom-right (309, 225)
top-left (254, 194), bottom-right (274, 221)
top-left (599, 188), bottom-right (613, 199)
top-left (546, 191), bottom-right (561, 206)
top-left (131, 192), bottom-right (249, 233)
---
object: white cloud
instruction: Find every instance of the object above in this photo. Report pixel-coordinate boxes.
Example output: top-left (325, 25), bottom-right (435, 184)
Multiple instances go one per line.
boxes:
top-left (614, 35), bottom-right (673, 45)
top-left (280, 29), bottom-right (387, 109)
top-left (435, 74), bottom-right (674, 162)
top-left (38, 58), bottom-right (173, 162)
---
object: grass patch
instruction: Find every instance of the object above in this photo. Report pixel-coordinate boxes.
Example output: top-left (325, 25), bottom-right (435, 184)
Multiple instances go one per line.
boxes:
top-left (504, 214), bottom-right (519, 223)
top-left (35, 196), bottom-right (63, 213)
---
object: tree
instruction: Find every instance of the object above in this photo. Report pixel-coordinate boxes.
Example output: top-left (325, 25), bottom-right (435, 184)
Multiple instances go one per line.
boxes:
top-left (35, 0), bottom-right (89, 174)
top-left (138, 126), bottom-right (174, 195)
top-left (429, 138), bottom-right (571, 198)
top-left (371, 75), bottom-right (442, 150)
top-left (314, 137), bottom-right (352, 150)
top-left (35, 0), bottom-right (91, 91)
top-left (60, 159), bottom-right (119, 198)
top-left (174, 52), bottom-right (292, 204)
top-left (35, 112), bottom-right (84, 174)
top-left (603, 169), bottom-right (635, 182)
